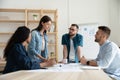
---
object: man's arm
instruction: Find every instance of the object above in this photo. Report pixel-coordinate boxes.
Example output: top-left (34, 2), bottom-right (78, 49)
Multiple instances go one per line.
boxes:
top-left (63, 45), bottom-right (68, 59)
top-left (88, 60), bottom-right (98, 66)
top-left (77, 34), bottom-right (83, 62)
top-left (80, 56), bottom-right (98, 66)
top-left (77, 46), bottom-right (81, 62)
top-left (61, 34), bottom-right (68, 63)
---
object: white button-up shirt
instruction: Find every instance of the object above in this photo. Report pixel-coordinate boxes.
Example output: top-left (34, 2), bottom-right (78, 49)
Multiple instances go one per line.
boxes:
top-left (96, 40), bottom-right (120, 80)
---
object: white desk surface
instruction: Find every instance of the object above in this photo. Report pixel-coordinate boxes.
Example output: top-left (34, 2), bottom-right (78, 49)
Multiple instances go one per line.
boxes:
top-left (0, 63), bottom-right (112, 80)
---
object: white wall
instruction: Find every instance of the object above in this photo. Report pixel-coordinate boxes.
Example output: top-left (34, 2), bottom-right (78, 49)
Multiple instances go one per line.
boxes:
top-left (119, 0), bottom-right (120, 38)
top-left (119, 0), bottom-right (120, 27)
top-left (109, 0), bottom-right (120, 47)
top-left (0, 0), bottom-right (119, 60)
top-left (118, 0), bottom-right (120, 47)
top-left (69, 0), bottom-right (110, 26)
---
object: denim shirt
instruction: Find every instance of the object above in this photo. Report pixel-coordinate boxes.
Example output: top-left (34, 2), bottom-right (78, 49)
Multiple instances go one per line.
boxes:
top-left (96, 40), bottom-right (120, 80)
top-left (27, 30), bottom-right (48, 62)
top-left (3, 43), bottom-right (40, 74)
top-left (62, 33), bottom-right (83, 63)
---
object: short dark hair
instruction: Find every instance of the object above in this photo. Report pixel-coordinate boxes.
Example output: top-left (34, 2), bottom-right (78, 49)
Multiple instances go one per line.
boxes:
top-left (71, 24), bottom-right (79, 29)
top-left (98, 26), bottom-right (111, 38)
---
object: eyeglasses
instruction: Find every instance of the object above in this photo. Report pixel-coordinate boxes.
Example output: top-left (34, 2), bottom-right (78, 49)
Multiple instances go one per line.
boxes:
top-left (68, 28), bottom-right (76, 31)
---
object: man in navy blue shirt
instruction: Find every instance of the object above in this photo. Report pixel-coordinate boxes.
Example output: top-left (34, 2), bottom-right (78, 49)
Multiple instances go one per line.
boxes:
top-left (61, 24), bottom-right (83, 63)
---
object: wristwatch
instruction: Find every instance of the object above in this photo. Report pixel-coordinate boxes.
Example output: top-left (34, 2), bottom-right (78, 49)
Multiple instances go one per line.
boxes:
top-left (87, 61), bottom-right (90, 65)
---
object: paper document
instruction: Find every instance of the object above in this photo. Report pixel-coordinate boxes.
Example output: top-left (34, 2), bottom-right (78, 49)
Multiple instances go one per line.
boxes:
top-left (27, 63), bottom-right (83, 72)
top-left (80, 65), bottom-right (101, 70)
top-left (47, 63), bottom-right (83, 72)
top-left (26, 63), bottom-right (101, 73)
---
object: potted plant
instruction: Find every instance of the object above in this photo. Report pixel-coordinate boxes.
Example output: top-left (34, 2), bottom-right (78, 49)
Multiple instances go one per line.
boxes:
top-left (33, 14), bottom-right (38, 20)
top-left (50, 52), bottom-right (55, 59)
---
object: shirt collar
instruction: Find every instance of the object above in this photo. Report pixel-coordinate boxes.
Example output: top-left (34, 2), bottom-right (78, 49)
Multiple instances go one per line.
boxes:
top-left (38, 31), bottom-right (46, 36)
top-left (100, 40), bottom-right (110, 47)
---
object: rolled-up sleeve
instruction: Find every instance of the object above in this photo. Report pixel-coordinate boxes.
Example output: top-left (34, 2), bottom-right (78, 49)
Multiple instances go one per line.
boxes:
top-left (78, 35), bottom-right (83, 47)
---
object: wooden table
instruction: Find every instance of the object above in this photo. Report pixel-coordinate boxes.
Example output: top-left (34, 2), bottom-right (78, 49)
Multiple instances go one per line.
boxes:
top-left (0, 63), bottom-right (112, 80)
top-left (0, 70), bottom-right (112, 80)
top-left (0, 60), bottom-right (6, 72)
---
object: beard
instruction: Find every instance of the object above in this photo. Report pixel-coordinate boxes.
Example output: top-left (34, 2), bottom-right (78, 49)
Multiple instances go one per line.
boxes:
top-left (95, 38), bottom-right (101, 42)
top-left (69, 32), bottom-right (76, 37)
top-left (95, 39), bottom-right (98, 42)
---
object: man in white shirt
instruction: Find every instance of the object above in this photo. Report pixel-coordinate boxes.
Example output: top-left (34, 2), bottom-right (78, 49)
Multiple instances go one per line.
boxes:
top-left (81, 26), bottom-right (120, 80)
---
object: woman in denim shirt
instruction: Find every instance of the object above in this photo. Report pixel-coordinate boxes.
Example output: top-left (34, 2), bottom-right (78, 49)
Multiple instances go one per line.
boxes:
top-left (27, 15), bottom-right (52, 62)
top-left (3, 26), bottom-right (56, 74)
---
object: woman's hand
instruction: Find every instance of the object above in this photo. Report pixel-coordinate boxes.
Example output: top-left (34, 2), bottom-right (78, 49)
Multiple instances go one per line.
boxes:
top-left (40, 58), bottom-right (56, 68)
